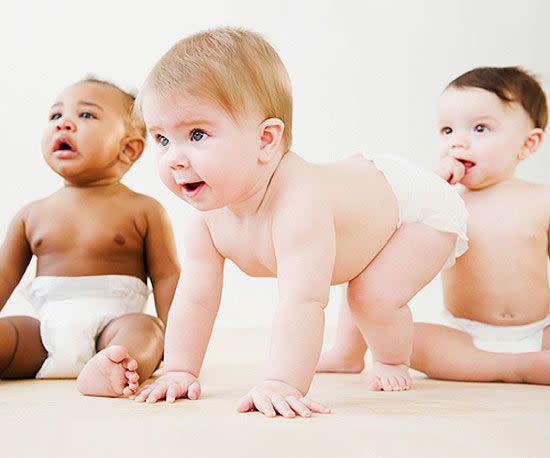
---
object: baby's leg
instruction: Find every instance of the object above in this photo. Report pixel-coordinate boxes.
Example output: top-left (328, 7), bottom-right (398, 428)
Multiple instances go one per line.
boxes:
top-left (317, 287), bottom-right (367, 373)
top-left (77, 314), bottom-right (164, 397)
top-left (348, 222), bottom-right (456, 391)
top-left (0, 316), bottom-right (47, 379)
top-left (412, 323), bottom-right (550, 385)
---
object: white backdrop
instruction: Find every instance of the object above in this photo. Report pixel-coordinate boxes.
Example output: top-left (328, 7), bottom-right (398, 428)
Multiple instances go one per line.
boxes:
top-left (1, 0), bottom-right (549, 328)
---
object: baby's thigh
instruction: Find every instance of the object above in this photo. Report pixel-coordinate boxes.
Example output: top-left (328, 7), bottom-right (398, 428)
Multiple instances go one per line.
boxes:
top-left (96, 313), bottom-right (164, 350)
top-left (542, 326), bottom-right (550, 350)
top-left (0, 316), bottom-right (47, 379)
top-left (349, 223), bottom-right (456, 305)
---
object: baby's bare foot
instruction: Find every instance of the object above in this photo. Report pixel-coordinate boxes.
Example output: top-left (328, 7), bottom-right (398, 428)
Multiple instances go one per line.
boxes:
top-left (367, 361), bottom-right (411, 391)
top-left (77, 345), bottom-right (139, 397)
top-left (316, 349), bottom-right (365, 373)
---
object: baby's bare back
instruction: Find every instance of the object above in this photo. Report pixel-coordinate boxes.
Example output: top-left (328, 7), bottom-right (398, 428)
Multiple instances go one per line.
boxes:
top-left (444, 179), bottom-right (550, 325)
top-left (25, 184), bottom-right (149, 281)
top-left (205, 153), bottom-right (399, 284)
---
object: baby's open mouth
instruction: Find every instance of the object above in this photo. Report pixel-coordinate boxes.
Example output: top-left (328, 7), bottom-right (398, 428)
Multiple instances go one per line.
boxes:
top-left (58, 142), bottom-right (72, 150)
top-left (183, 181), bottom-right (205, 192)
top-left (53, 137), bottom-right (76, 152)
top-left (458, 159), bottom-right (475, 171)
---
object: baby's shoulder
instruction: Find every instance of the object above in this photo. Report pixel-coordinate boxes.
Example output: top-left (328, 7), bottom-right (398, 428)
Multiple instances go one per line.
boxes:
top-left (18, 194), bottom-right (58, 220)
top-left (117, 187), bottom-right (165, 213)
top-left (517, 180), bottom-right (550, 202)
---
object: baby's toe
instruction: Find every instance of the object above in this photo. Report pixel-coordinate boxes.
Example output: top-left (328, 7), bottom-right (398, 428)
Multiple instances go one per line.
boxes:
top-left (122, 357), bottom-right (139, 372)
top-left (126, 371), bottom-right (139, 384)
top-left (367, 376), bottom-right (382, 391)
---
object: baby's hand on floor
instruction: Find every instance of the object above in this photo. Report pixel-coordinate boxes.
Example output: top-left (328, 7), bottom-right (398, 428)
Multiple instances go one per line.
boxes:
top-left (133, 371), bottom-right (201, 403)
top-left (436, 156), bottom-right (466, 185)
top-left (237, 380), bottom-right (331, 418)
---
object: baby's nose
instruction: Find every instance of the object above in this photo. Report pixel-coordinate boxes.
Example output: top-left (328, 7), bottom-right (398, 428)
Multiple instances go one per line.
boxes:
top-left (450, 137), bottom-right (469, 150)
top-left (55, 119), bottom-right (76, 131)
top-left (166, 149), bottom-right (190, 170)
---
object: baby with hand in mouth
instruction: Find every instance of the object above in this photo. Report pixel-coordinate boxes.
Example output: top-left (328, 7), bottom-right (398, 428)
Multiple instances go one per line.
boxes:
top-left (320, 66), bottom-right (550, 386)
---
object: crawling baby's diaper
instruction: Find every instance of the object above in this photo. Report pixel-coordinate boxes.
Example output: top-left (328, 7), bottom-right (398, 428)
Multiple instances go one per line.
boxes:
top-left (443, 309), bottom-right (550, 353)
top-left (366, 154), bottom-right (468, 268)
top-left (25, 275), bottom-right (149, 378)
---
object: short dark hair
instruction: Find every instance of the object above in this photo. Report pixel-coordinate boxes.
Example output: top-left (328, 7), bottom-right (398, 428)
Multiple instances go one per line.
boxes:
top-left (448, 66), bottom-right (548, 131)
top-left (80, 76), bottom-right (147, 138)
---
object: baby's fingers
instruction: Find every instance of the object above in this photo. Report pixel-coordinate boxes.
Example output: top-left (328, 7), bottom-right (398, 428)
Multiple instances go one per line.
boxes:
top-left (145, 385), bottom-right (168, 403)
top-left (254, 394), bottom-right (276, 417)
top-left (187, 381), bottom-right (201, 400)
top-left (450, 162), bottom-right (466, 184)
top-left (236, 393), bottom-right (254, 413)
top-left (133, 384), bottom-right (153, 402)
top-left (300, 397), bottom-right (331, 414)
top-left (165, 382), bottom-right (191, 403)
top-left (286, 396), bottom-right (311, 417)
top-left (271, 396), bottom-right (295, 418)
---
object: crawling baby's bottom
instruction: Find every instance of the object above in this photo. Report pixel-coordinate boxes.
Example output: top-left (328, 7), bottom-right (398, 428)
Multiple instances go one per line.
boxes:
top-left (318, 154), bottom-right (469, 390)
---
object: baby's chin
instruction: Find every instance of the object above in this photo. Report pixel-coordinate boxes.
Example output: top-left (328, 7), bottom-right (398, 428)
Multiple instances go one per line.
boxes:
top-left (460, 175), bottom-right (506, 191)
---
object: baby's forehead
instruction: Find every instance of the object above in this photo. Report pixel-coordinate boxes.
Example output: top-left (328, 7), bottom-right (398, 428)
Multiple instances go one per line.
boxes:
top-left (143, 90), bottom-right (257, 127)
top-left (437, 87), bottom-right (517, 120)
top-left (55, 82), bottom-right (128, 115)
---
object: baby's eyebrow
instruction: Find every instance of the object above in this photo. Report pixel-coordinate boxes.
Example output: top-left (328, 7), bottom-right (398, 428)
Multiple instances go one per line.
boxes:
top-left (174, 118), bottom-right (212, 128)
top-left (78, 100), bottom-right (104, 111)
top-left (49, 101), bottom-right (104, 111)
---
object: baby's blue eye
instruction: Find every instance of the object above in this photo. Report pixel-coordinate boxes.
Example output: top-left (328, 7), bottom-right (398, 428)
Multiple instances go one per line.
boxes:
top-left (191, 129), bottom-right (208, 142)
top-left (474, 124), bottom-right (487, 133)
top-left (50, 113), bottom-right (61, 120)
top-left (157, 135), bottom-right (169, 147)
top-left (80, 112), bottom-right (95, 119)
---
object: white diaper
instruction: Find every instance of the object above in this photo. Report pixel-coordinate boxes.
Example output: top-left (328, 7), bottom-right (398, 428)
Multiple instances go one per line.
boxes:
top-left (25, 275), bottom-right (150, 379)
top-left (366, 154), bottom-right (468, 268)
top-left (442, 309), bottom-right (550, 353)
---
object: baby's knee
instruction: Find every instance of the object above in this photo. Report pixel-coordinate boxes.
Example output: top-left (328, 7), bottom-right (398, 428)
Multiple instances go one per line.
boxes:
top-left (0, 319), bottom-right (17, 376)
top-left (122, 313), bottom-right (165, 337)
top-left (347, 288), bottom-right (402, 320)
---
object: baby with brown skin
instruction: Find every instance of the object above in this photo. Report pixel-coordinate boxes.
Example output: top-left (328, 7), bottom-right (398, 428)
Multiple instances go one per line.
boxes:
top-left (0, 79), bottom-right (180, 397)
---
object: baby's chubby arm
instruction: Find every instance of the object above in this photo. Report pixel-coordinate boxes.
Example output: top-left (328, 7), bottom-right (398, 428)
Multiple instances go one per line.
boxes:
top-left (134, 213), bottom-right (224, 403)
top-left (237, 185), bottom-right (333, 418)
top-left (0, 207), bottom-right (33, 312)
top-left (143, 198), bottom-right (180, 326)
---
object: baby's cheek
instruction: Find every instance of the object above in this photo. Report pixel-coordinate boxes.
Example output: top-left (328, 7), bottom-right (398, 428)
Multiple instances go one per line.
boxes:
top-left (158, 168), bottom-right (175, 191)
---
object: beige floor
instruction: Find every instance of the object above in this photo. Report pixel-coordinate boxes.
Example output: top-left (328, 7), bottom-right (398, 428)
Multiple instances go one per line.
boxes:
top-left (2, 329), bottom-right (550, 458)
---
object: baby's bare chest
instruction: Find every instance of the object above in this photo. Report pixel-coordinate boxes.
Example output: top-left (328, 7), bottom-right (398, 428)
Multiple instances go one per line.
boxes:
top-left (209, 219), bottom-right (276, 277)
top-left (27, 203), bottom-right (144, 256)
top-left (465, 196), bottom-right (547, 251)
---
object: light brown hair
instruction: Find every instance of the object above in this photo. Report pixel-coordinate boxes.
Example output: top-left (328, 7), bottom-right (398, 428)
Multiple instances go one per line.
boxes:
top-left (137, 27), bottom-right (293, 152)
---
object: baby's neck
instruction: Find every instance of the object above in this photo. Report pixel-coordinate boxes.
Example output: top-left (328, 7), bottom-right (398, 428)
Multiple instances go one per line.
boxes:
top-left (465, 174), bottom-right (520, 193)
top-left (226, 152), bottom-right (288, 218)
top-left (63, 177), bottom-right (124, 189)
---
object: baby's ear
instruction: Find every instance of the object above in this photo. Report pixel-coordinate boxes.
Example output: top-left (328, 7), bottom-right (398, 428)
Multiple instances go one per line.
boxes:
top-left (518, 128), bottom-right (544, 160)
top-left (120, 137), bottom-right (145, 165)
top-left (258, 118), bottom-right (285, 164)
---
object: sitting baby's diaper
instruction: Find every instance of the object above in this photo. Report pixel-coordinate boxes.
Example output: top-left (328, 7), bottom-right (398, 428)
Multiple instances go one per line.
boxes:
top-left (25, 275), bottom-right (149, 378)
top-left (442, 309), bottom-right (550, 353)
top-left (365, 154), bottom-right (469, 268)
